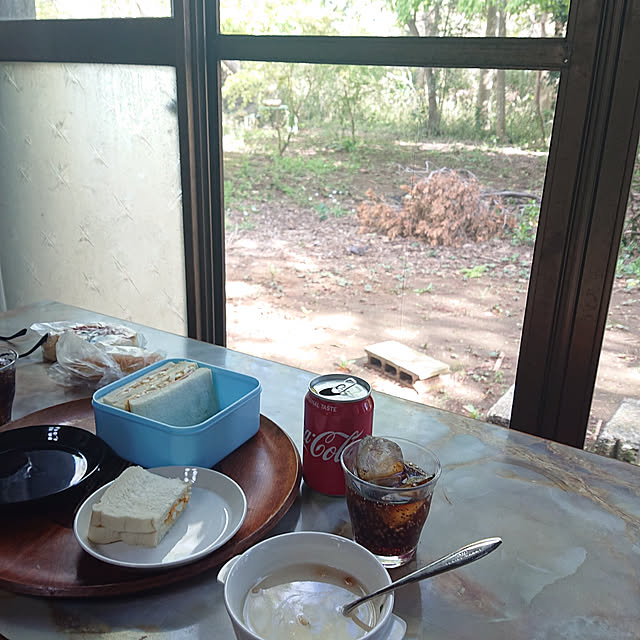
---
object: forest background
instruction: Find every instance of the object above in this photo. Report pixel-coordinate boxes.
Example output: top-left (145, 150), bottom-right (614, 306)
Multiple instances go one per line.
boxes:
top-left (218, 0), bottom-right (640, 447)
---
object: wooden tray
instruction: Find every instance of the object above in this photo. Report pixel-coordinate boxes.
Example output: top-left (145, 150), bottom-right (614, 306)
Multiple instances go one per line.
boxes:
top-left (0, 399), bottom-right (301, 598)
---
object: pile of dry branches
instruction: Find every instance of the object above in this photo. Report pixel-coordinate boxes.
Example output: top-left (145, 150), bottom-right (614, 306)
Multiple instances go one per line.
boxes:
top-left (357, 168), bottom-right (514, 247)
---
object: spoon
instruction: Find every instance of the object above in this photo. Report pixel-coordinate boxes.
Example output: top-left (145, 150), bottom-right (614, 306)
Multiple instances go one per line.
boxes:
top-left (341, 536), bottom-right (502, 616)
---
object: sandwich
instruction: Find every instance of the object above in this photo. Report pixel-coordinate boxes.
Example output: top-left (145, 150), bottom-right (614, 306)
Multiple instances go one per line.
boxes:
top-left (88, 466), bottom-right (191, 547)
top-left (100, 360), bottom-right (220, 426)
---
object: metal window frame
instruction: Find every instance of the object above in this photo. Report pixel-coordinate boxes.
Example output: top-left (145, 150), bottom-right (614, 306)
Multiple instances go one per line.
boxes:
top-left (0, 18), bottom-right (175, 64)
top-left (511, 0), bottom-right (640, 446)
top-left (0, 0), bottom-right (638, 448)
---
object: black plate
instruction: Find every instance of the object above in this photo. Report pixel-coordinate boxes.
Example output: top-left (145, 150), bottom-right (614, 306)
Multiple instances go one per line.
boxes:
top-left (0, 425), bottom-right (108, 505)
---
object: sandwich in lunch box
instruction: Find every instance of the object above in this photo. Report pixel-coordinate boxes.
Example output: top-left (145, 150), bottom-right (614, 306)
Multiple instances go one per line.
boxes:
top-left (100, 360), bottom-right (220, 426)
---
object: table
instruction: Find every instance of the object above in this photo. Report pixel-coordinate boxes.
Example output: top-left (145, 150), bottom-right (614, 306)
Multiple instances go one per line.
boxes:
top-left (1, 300), bottom-right (639, 639)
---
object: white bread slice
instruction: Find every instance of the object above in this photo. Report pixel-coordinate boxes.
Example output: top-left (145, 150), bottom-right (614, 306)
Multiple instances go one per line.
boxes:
top-left (129, 366), bottom-right (219, 426)
top-left (88, 466), bottom-right (191, 546)
top-left (101, 361), bottom-right (198, 411)
top-left (87, 523), bottom-right (182, 547)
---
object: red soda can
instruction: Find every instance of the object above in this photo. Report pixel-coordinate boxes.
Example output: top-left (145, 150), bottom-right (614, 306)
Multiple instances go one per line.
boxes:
top-left (303, 374), bottom-right (374, 496)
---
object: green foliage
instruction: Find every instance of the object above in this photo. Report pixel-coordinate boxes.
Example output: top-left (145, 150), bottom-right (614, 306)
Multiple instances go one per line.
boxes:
top-left (221, 0), bottom-right (340, 35)
top-left (35, 0), bottom-right (172, 18)
top-left (414, 284), bottom-right (434, 294)
top-left (224, 62), bottom-right (560, 157)
top-left (618, 256), bottom-right (640, 278)
top-left (464, 403), bottom-right (482, 419)
top-left (511, 0), bottom-right (570, 35)
top-left (617, 246), bottom-right (640, 291)
top-left (460, 264), bottom-right (490, 279)
top-left (223, 157), bottom-right (258, 209)
top-left (615, 152), bottom-right (640, 287)
top-left (339, 138), bottom-right (358, 152)
top-left (386, 0), bottom-right (422, 26)
top-left (220, 0), bottom-right (568, 159)
top-left (314, 201), bottom-right (350, 220)
top-left (511, 202), bottom-right (539, 246)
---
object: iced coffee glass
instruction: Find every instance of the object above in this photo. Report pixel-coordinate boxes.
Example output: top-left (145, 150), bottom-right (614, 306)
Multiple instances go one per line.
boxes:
top-left (341, 436), bottom-right (441, 568)
top-left (0, 348), bottom-right (17, 426)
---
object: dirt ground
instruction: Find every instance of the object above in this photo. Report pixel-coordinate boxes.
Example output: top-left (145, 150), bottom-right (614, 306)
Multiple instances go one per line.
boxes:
top-left (223, 142), bottom-right (640, 451)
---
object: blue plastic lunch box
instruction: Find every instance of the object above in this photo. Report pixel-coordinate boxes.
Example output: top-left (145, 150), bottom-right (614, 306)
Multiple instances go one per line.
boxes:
top-left (92, 358), bottom-right (262, 468)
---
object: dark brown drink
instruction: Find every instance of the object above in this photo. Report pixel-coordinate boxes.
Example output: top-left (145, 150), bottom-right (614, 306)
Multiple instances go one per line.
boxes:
top-left (345, 463), bottom-right (434, 558)
top-left (341, 436), bottom-right (441, 567)
top-left (0, 350), bottom-right (17, 426)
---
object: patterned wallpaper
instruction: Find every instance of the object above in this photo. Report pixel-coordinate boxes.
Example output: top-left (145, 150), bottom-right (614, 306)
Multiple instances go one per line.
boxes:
top-left (0, 62), bottom-right (187, 334)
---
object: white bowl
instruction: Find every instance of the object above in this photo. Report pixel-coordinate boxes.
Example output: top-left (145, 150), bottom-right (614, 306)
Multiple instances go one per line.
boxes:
top-left (217, 531), bottom-right (406, 640)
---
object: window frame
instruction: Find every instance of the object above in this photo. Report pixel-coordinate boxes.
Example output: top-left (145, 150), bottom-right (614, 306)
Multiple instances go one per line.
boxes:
top-left (0, 0), bottom-right (637, 449)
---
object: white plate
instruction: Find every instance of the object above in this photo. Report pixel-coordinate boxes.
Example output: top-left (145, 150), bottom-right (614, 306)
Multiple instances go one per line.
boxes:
top-left (73, 466), bottom-right (247, 569)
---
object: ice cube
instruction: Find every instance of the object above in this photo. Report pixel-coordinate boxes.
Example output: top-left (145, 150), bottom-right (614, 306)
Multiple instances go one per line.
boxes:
top-left (356, 436), bottom-right (405, 484)
top-left (403, 461), bottom-right (433, 487)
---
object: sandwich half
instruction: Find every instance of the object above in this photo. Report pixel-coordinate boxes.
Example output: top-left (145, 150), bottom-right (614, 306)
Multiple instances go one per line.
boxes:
top-left (100, 360), bottom-right (220, 426)
top-left (101, 361), bottom-right (199, 412)
top-left (88, 466), bottom-right (191, 547)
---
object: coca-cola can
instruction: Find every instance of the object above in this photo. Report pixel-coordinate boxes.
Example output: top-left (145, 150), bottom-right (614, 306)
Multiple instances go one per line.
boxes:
top-left (303, 374), bottom-right (374, 496)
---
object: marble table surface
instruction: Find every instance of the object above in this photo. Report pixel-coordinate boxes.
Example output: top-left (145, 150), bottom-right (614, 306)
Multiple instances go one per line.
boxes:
top-left (0, 301), bottom-right (638, 639)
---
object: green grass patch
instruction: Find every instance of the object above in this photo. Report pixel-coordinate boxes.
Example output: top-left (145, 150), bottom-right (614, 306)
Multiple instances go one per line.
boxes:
top-left (460, 264), bottom-right (491, 279)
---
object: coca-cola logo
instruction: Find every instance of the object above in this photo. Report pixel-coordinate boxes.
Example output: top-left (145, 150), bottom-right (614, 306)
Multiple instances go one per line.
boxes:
top-left (303, 429), bottom-right (363, 463)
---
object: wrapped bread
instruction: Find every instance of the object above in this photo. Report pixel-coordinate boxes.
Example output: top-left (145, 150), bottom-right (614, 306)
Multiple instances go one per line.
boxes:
top-left (30, 321), bottom-right (163, 387)
top-left (31, 321), bottom-right (142, 362)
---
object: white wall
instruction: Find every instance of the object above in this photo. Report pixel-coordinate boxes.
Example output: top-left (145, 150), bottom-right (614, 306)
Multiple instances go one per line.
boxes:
top-left (0, 62), bottom-right (187, 333)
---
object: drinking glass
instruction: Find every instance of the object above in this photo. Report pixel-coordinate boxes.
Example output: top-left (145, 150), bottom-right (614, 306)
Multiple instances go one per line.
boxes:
top-left (341, 436), bottom-right (441, 568)
top-left (0, 348), bottom-right (17, 426)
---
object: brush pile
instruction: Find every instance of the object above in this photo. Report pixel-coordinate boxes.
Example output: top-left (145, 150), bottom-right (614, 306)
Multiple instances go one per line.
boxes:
top-left (357, 168), bottom-right (514, 247)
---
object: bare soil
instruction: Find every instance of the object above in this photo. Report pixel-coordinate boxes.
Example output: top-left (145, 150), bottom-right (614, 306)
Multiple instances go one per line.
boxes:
top-left (224, 141), bottom-right (640, 450)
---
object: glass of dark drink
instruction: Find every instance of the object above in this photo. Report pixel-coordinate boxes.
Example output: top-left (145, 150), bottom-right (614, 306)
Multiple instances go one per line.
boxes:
top-left (341, 435), bottom-right (441, 568)
top-left (0, 348), bottom-right (18, 426)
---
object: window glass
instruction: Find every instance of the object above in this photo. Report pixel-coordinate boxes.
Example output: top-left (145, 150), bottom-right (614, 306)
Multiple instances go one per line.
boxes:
top-left (0, 62), bottom-right (187, 334)
top-left (222, 61), bottom-right (558, 423)
top-left (0, 0), bottom-right (171, 20)
top-left (589, 149), bottom-right (640, 461)
top-left (220, 0), bottom-right (568, 37)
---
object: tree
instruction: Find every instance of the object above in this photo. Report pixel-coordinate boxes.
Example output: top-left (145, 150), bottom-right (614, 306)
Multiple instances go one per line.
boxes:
top-left (505, 0), bottom-right (570, 142)
top-left (386, 0), bottom-right (447, 134)
top-left (474, 0), bottom-right (570, 142)
top-left (475, 1), bottom-right (497, 133)
top-left (333, 66), bottom-right (381, 147)
top-left (495, 0), bottom-right (507, 141)
top-left (534, 0), bottom-right (569, 35)
top-left (533, 14), bottom-right (548, 141)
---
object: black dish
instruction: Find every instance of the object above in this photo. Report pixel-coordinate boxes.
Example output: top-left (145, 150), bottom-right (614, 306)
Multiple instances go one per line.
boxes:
top-left (0, 425), bottom-right (108, 505)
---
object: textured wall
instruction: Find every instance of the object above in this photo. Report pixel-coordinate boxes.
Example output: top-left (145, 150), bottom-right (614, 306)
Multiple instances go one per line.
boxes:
top-left (0, 62), bottom-right (187, 334)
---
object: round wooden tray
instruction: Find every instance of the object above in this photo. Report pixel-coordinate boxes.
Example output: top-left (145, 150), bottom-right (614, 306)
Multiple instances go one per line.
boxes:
top-left (0, 399), bottom-right (301, 597)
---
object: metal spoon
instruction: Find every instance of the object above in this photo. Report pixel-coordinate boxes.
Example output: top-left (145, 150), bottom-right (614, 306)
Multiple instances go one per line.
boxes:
top-left (341, 537), bottom-right (502, 616)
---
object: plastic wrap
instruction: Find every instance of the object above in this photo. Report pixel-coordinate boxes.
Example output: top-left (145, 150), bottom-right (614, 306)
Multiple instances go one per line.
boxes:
top-left (30, 321), bottom-right (164, 388)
